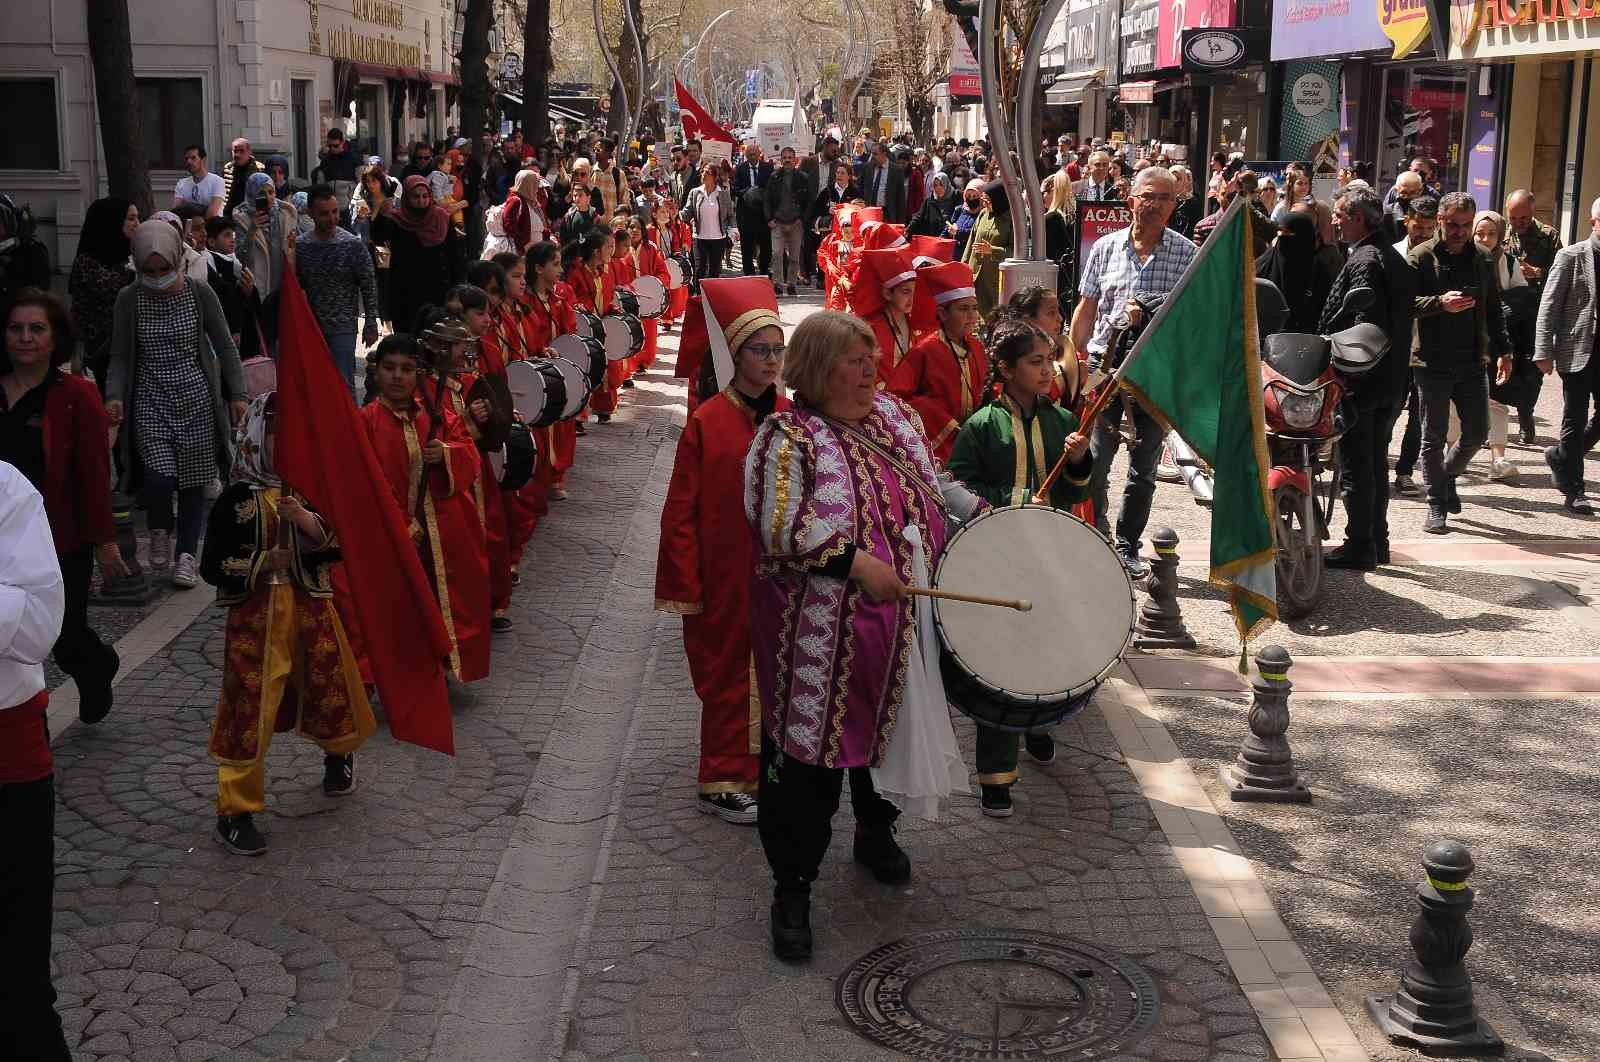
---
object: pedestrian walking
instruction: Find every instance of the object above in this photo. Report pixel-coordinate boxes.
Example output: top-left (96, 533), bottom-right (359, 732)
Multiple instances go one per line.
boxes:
top-left (1505, 189), bottom-right (1564, 442)
top-left (222, 137), bottom-right (263, 218)
top-left (765, 146), bottom-right (809, 296)
top-left (962, 180), bottom-right (1012, 320)
top-left (67, 197), bottom-right (138, 392)
top-left (1534, 194), bottom-right (1600, 515)
top-left (732, 142), bottom-right (773, 281)
top-left (1475, 210), bottom-right (1538, 483)
top-left (1408, 192), bottom-right (1511, 534)
top-left (294, 185), bottom-right (381, 396)
top-left (371, 176), bottom-right (458, 334)
top-left (681, 166), bottom-right (734, 283)
top-left (233, 172), bottom-right (298, 351)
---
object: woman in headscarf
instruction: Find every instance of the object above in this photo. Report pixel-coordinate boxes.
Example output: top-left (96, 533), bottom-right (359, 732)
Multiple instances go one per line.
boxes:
top-left (1475, 209), bottom-right (1537, 484)
top-left (906, 171), bottom-right (957, 239)
top-left (371, 175), bottom-right (458, 329)
top-left (68, 197), bottom-right (139, 390)
top-left (961, 179), bottom-right (1012, 321)
top-left (1253, 210), bottom-right (1330, 336)
top-left (264, 154), bottom-right (291, 198)
top-left (951, 178), bottom-right (985, 259)
top-left (104, 220), bottom-right (244, 589)
top-left (151, 209), bottom-right (211, 286)
top-left (232, 172), bottom-right (298, 348)
top-left (500, 168), bottom-right (548, 253)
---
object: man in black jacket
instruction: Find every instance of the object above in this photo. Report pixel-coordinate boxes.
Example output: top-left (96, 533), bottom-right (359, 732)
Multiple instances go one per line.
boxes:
top-left (1322, 187), bottom-right (1417, 570)
top-left (765, 146), bottom-right (810, 296)
top-left (1409, 192), bottom-right (1511, 534)
top-left (732, 141), bottom-right (773, 279)
top-left (860, 143), bottom-right (909, 223)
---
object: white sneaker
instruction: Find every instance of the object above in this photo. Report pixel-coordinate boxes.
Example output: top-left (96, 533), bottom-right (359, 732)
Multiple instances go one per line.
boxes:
top-left (203, 476), bottom-right (223, 500)
top-left (1489, 459), bottom-right (1519, 483)
top-left (172, 552), bottom-right (198, 589)
top-left (148, 530), bottom-right (172, 572)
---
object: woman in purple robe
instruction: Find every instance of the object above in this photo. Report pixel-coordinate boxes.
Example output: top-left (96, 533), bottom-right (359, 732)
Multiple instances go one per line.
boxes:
top-left (744, 310), bottom-right (981, 963)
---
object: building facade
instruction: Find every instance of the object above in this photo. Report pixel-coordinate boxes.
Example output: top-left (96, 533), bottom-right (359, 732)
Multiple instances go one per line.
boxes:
top-left (0, 0), bottom-right (458, 275)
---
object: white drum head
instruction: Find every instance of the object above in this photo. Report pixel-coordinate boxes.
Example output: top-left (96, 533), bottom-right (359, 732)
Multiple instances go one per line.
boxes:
top-left (548, 356), bottom-right (591, 419)
top-left (574, 310), bottom-right (603, 340)
top-left (601, 315), bottom-right (635, 362)
top-left (665, 259), bottom-right (686, 289)
top-left (934, 506), bottom-right (1134, 698)
top-left (631, 276), bottom-right (668, 318)
top-left (505, 360), bottom-right (548, 424)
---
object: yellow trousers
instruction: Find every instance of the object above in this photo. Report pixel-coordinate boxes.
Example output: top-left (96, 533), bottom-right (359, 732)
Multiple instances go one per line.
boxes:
top-left (215, 583), bottom-right (376, 815)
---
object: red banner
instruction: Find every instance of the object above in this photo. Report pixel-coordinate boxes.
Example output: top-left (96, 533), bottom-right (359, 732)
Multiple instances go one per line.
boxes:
top-left (674, 78), bottom-right (735, 143)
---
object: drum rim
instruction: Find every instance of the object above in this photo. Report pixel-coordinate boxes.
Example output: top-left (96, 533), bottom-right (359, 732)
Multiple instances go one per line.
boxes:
top-left (530, 360), bottom-right (568, 427)
top-left (931, 504), bottom-right (1135, 707)
top-left (549, 356), bottom-right (592, 418)
top-left (600, 315), bottom-right (636, 361)
top-left (505, 359), bottom-right (550, 425)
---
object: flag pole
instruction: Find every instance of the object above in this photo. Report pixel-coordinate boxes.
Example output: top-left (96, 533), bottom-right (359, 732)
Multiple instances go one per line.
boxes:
top-left (1031, 197), bottom-right (1247, 504)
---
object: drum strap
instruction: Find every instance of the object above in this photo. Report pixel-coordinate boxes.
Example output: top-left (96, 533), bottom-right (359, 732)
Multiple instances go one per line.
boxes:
top-left (942, 331), bottom-right (974, 416)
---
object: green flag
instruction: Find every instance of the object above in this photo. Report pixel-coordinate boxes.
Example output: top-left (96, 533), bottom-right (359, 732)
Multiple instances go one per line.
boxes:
top-left (1120, 200), bottom-right (1277, 644)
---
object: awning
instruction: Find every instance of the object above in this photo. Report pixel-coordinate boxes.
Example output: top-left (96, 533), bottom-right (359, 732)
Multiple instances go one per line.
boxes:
top-left (1045, 71), bottom-right (1104, 107)
top-left (1119, 81), bottom-right (1156, 104)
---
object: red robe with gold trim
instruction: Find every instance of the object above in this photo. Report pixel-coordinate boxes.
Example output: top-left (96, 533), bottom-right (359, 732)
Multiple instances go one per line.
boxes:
top-left (608, 253), bottom-right (639, 387)
top-left (649, 220), bottom-right (693, 324)
top-left (571, 263), bottom-right (621, 415)
top-left (630, 240), bottom-right (671, 371)
top-left (520, 284), bottom-right (580, 492)
top-left (358, 397), bottom-right (491, 682)
top-left (443, 371), bottom-right (513, 617)
top-left (862, 308), bottom-right (918, 379)
top-left (885, 329), bottom-right (989, 464)
top-left (655, 386), bottom-right (790, 793)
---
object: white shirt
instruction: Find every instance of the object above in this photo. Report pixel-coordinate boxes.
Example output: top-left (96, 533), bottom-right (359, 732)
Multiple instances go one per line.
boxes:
top-left (174, 172), bottom-right (225, 212)
top-left (0, 463), bottom-right (65, 712)
top-left (696, 194), bottom-right (724, 239)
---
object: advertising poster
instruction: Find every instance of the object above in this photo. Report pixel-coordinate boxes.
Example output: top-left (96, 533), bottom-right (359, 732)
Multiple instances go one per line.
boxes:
top-left (1278, 61), bottom-right (1343, 165)
top-left (1074, 202), bottom-right (1136, 293)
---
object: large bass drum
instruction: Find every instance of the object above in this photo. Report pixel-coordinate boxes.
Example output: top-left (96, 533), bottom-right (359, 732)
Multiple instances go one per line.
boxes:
top-left (550, 333), bottom-right (607, 389)
top-left (493, 421), bottom-right (538, 490)
top-left (666, 253), bottom-right (692, 289)
top-left (933, 506), bottom-right (1135, 732)
top-left (506, 359), bottom-right (563, 427)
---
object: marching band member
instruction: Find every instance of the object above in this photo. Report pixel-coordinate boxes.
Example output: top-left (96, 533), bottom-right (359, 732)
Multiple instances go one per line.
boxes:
top-left (463, 260), bottom-right (512, 380)
top-left (884, 260), bottom-right (989, 464)
top-left (818, 203), bottom-right (874, 311)
top-left (945, 320), bottom-right (1092, 817)
top-left (650, 199), bottom-right (692, 331)
top-left (359, 333), bottom-right (490, 682)
top-left (607, 224), bottom-right (639, 390)
top-left (625, 214), bottom-right (671, 372)
top-left (202, 393), bottom-right (376, 856)
top-left (848, 247), bottom-right (920, 377)
top-left (488, 250), bottom-right (550, 553)
top-left (655, 277), bottom-right (788, 825)
top-left (524, 242), bottom-right (579, 500)
top-left (568, 229), bottom-right (621, 422)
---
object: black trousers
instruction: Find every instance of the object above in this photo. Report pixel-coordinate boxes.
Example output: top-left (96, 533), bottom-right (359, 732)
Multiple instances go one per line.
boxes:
top-left (693, 238), bottom-right (724, 283)
top-left (0, 774), bottom-right (72, 1062)
top-left (53, 549), bottom-right (115, 693)
top-left (1395, 377), bottom-right (1421, 477)
top-left (1340, 402), bottom-right (1402, 550)
top-left (757, 735), bottom-right (898, 896)
top-left (1553, 358), bottom-right (1600, 493)
top-left (737, 217), bottom-right (771, 277)
top-left (804, 229), bottom-right (822, 285)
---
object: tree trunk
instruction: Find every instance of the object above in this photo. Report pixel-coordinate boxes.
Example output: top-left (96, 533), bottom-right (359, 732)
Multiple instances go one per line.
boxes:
top-left (85, 0), bottom-right (153, 217)
top-left (459, 0), bottom-right (495, 141)
top-left (522, 0), bottom-right (551, 141)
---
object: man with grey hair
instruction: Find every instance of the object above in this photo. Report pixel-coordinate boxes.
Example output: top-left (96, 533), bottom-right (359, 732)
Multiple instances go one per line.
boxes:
top-left (1069, 165), bottom-right (1196, 577)
top-left (1506, 188), bottom-right (1563, 441)
top-left (1408, 191), bottom-right (1510, 533)
top-left (1322, 186), bottom-right (1417, 569)
top-left (1073, 151), bottom-right (1119, 203)
top-left (1533, 195), bottom-right (1600, 514)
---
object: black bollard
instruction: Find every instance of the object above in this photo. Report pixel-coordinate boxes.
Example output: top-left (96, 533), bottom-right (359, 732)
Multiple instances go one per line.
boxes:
top-left (92, 492), bottom-right (153, 607)
top-left (1133, 527), bottom-right (1196, 650)
top-left (1220, 645), bottom-right (1310, 803)
top-left (1365, 841), bottom-right (1504, 1056)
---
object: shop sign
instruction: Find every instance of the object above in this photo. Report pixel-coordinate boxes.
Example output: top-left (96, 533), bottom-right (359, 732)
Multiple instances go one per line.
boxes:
top-left (1121, 0), bottom-right (1161, 74)
top-left (950, 22), bottom-right (982, 99)
top-left (1060, 0), bottom-right (1121, 85)
top-left (1451, 0), bottom-right (1600, 57)
top-left (1379, 0), bottom-right (1432, 57)
top-left (1121, 80), bottom-right (1156, 102)
top-left (1158, 0), bottom-right (1237, 70)
top-left (1272, 0), bottom-right (1391, 59)
top-left (1075, 202), bottom-right (1135, 292)
top-left (1180, 27), bottom-right (1267, 69)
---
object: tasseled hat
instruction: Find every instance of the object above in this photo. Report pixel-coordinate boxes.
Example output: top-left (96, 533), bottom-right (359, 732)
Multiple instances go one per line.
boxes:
top-left (848, 247), bottom-right (919, 319)
top-left (911, 259), bottom-right (977, 335)
top-left (677, 277), bottom-right (783, 391)
top-left (908, 234), bottom-right (957, 266)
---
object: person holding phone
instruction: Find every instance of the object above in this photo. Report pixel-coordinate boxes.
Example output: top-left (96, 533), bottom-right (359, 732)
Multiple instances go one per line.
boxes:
top-left (1407, 192), bottom-right (1511, 534)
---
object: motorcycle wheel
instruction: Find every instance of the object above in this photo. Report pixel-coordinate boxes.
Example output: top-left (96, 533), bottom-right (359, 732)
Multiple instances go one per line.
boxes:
top-left (1274, 484), bottom-right (1322, 619)
top-left (1156, 443), bottom-right (1183, 483)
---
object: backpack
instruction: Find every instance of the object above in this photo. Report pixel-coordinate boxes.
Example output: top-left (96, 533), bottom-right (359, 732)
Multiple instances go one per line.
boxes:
top-left (0, 194), bottom-right (51, 300)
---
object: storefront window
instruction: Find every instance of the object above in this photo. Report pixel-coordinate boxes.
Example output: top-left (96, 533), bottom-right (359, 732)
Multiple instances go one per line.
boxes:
top-left (0, 79), bottom-right (60, 170)
top-left (137, 78), bottom-right (204, 171)
top-left (354, 84), bottom-right (381, 160)
top-left (1379, 64), bottom-right (1469, 196)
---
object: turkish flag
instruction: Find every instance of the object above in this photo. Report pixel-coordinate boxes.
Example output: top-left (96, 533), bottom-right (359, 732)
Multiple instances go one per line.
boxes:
top-left (274, 268), bottom-right (456, 756)
top-left (674, 79), bottom-right (735, 144)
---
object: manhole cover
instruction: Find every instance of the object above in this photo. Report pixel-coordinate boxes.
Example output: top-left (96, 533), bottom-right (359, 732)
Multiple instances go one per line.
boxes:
top-left (836, 928), bottom-right (1161, 1060)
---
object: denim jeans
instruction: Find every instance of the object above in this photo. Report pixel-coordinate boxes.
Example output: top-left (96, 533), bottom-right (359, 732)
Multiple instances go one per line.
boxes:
top-left (1416, 364), bottom-right (1489, 508)
top-left (143, 473), bottom-right (209, 557)
top-left (1088, 394), bottom-right (1165, 556)
top-left (326, 331), bottom-right (358, 399)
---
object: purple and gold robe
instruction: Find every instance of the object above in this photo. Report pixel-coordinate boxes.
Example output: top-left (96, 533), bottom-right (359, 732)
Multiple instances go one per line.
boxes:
top-left (744, 391), bottom-right (982, 770)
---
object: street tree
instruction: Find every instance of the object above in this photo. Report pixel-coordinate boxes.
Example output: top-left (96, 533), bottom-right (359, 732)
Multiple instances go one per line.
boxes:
top-left (86, 0), bottom-right (153, 216)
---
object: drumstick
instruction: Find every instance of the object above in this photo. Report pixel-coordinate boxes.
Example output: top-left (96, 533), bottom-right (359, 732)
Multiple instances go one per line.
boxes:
top-left (907, 587), bottom-right (1032, 612)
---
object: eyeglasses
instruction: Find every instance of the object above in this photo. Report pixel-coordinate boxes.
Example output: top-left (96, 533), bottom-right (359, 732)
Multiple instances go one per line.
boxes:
top-left (1133, 192), bottom-right (1174, 203)
top-left (744, 343), bottom-right (786, 361)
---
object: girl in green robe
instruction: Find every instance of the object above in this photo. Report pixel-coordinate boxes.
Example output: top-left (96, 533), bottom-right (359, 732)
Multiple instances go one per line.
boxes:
top-left (946, 320), bottom-right (1093, 818)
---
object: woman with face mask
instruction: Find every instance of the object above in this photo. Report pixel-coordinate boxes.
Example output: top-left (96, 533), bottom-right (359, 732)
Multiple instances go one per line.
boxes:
top-left (952, 179), bottom-right (986, 260)
top-left (104, 220), bottom-right (245, 588)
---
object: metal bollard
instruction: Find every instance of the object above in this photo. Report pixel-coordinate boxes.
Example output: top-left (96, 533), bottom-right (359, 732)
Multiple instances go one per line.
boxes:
top-left (1133, 527), bottom-right (1196, 650)
top-left (1220, 645), bottom-right (1310, 803)
top-left (1366, 840), bottom-right (1504, 1056)
top-left (92, 492), bottom-right (153, 607)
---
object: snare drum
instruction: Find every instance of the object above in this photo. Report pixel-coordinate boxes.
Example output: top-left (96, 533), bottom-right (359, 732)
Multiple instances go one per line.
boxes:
top-left (549, 333), bottom-right (607, 389)
top-left (546, 355), bottom-right (592, 419)
top-left (933, 506), bottom-right (1135, 732)
top-left (601, 314), bottom-right (645, 362)
top-left (630, 276), bottom-right (668, 318)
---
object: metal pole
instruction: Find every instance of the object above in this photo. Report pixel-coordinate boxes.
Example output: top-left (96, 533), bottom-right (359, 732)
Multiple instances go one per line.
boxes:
top-left (976, 0), bottom-right (1026, 259)
top-left (621, 0), bottom-right (645, 150)
top-left (694, 9), bottom-right (736, 113)
top-left (592, 0), bottom-right (630, 141)
top-left (840, 0), bottom-right (865, 127)
top-left (1016, 0), bottom-right (1070, 259)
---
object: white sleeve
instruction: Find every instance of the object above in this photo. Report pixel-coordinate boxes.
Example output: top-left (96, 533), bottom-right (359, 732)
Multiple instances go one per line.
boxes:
top-left (0, 468), bottom-right (65, 665)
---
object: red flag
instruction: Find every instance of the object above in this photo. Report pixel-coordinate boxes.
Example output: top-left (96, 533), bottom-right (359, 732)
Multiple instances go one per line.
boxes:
top-left (674, 79), bottom-right (735, 144)
top-left (274, 268), bottom-right (456, 756)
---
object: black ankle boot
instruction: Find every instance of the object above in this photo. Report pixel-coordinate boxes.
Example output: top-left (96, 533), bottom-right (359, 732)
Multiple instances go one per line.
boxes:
top-left (853, 820), bottom-right (911, 884)
top-left (770, 889), bottom-right (812, 962)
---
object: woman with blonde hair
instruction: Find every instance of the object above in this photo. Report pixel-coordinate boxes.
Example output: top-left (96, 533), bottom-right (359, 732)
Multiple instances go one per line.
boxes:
top-left (1044, 170), bottom-right (1076, 295)
top-left (1474, 209), bottom-right (1535, 482)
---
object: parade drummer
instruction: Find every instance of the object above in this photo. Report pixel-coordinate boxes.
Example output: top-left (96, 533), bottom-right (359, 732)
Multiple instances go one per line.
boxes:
top-left (848, 246), bottom-right (921, 378)
top-left (945, 319), bottom-right (1092, 818)
top-left (885, 260), bottom-right (989, 464)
